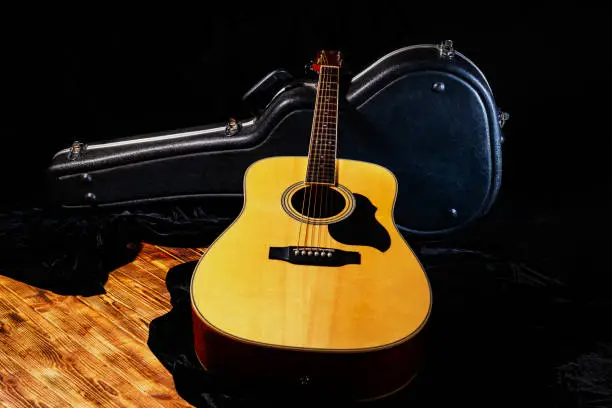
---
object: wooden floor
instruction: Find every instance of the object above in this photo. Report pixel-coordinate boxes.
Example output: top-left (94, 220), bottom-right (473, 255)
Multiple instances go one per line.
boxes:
top-left (0, 243), bottom-right (205, 408)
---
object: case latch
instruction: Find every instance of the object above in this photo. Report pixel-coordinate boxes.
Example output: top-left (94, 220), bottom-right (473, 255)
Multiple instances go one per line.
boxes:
top-left (498, 110), bottom-right (510, 128)
top-left (438, 40), bottom-right (455, 61)
top-left (67, 141), bottom-right (86, 161)
top-left (225, 118), bottom-right (242, 136)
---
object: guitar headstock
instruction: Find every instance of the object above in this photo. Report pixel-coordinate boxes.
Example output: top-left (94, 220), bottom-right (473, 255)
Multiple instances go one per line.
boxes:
top-left (310, 50), bottom-right (343, 73)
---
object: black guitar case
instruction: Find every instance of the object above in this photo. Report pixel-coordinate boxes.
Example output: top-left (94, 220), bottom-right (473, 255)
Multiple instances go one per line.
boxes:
top-left (47, 41), bottom-right (507, 237)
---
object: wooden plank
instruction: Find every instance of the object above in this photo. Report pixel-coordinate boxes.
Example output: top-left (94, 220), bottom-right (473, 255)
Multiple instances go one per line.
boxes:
top-left (78, 293), bottom-right (151, 341)
top-left (104, 271), bottom-right (171, 322)
top-left (1, 281), bottom-right (182, 405)
top-left (0, 350), bottom-right (75, 408)
top-left (135, 243), bottom-right (179, 282)
top-left (0, 280), bottom-right (190, 407)
top-left (0, 244), bottom-right (198, 408)
top-left (140, 243), bottom-right (184, 272)
top-left (155, 246), bottom-right (202, 263)
top-left (0, 286), bottom-right (139, 408)
top-left (112, 263), bottom-right (171, 301)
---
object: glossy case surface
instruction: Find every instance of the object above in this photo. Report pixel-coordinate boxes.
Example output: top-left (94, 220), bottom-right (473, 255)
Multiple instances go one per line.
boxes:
top-left (48, 43), bottom-right (505, 236)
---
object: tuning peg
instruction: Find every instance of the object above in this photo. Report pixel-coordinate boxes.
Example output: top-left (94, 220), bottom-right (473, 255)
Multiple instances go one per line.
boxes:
top-left (304, 61), bottom-right (317, 75)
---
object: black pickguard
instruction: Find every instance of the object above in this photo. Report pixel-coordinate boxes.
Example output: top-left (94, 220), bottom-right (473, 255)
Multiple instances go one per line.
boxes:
top-left (328, 193), bottom-right (391, 252)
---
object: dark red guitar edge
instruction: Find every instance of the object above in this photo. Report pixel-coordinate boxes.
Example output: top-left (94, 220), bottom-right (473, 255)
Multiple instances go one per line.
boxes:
top-left (192, 307), bottom-right (428, 401)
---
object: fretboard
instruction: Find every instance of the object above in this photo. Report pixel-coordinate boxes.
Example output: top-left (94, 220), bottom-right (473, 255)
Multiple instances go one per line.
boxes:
top-left (305, 65), bottom-right (339, 184)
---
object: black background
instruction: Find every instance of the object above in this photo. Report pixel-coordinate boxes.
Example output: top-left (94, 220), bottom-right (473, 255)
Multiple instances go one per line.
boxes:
top-left (1, 5), bottom-right (611, 407)
top-left (1, 6), bottom-right (609, 209)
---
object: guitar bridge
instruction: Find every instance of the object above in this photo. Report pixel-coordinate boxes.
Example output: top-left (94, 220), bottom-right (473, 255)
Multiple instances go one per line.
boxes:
top-left (268, 246), bottom-right (360, 267)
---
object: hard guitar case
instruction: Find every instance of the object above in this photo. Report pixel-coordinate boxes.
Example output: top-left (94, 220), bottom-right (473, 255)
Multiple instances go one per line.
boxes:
top-left (47, 41), bottom-right (507, 237)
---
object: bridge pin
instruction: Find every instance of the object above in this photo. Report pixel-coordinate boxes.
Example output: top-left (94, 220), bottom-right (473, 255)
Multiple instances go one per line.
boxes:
top-left (314, 251), bottom-right (319, 256)
top-left (294, 249), bottom-right (299, 255)
top-left (300, 250), bottom-right (306, 255)
top-left (308, 251), bottom-right (312, 256)
top-left (327, 252), bottom-right (332, 257)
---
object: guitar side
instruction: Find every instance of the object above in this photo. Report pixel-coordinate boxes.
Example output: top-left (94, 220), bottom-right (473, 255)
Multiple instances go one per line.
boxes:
top-left (190, 156), bottom-right (432, 400)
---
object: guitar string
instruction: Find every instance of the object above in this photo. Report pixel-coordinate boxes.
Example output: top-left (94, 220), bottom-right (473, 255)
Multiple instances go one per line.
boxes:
top-left (324, 65), bottom-right (338, 252)
top-left (331, 63), bottom-right (340, 251)
top-left (303, 52), bottom-right (328, 250)
top-left (296, 53), bottom-right (336, 252)
top-left (297, 56), bottom-right (322, 250)
top-left (323, 63), bottom-right (333, 247)
top-left (315, 65), bottom-right (329, 251)
top-left (318, 53), bottom-right (333, 251)
top-left (323, 65), bottom-right (335, 251)
top-left (312, 53), bottom-right (329, 250)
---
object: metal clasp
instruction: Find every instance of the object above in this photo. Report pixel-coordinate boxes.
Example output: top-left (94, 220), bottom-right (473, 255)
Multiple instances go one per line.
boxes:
top-left (498, 110), bottom-right (510, 128)
top-left (438, 40), bottom-right (455, 61)
top-left (67, 141), bottom-right (86, 161)
top-left (225, 118), bottom-right (242, 136)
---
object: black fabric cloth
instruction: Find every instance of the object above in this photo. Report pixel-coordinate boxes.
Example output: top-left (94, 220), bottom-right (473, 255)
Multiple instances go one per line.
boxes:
top-left (1, 192), bottom-right (610, 407)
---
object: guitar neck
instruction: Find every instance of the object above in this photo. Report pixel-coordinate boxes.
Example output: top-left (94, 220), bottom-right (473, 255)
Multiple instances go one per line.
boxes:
top-left (305, 65), bottom-right (340, 185)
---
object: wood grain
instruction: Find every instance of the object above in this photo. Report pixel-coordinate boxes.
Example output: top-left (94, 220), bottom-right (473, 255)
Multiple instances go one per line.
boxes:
top-left (191, 156), bottom-right (432, 350)
top-left (0, 243), bottom-right (204, 407)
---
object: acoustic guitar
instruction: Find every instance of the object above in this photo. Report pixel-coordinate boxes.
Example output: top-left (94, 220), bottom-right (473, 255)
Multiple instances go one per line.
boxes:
top-left (190, 50), bottom-right (432, 400)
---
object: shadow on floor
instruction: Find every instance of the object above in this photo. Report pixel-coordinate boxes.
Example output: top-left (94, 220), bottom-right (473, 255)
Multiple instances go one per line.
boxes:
top-left (147, 235), bottom-right (612, 408)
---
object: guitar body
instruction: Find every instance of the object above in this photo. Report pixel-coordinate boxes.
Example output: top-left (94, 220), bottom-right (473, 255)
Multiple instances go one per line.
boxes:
top-left (190, 156), bottom-right (432, 400)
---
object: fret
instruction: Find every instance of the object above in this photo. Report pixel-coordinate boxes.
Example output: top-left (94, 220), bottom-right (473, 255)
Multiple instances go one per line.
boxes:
top-left (308, 163), bottom-right (336, 167)
top-left (307, 160), bottom-right (335, 165)
top-left (305, 62), bottom-right (340, 184)
top-left (306, 170), bottom-right (336, 175)
top-left (306, 175), bottom-right (336, 180)
top-left (305, 179), bottom-right (335, 184)
top-left (309, 153), bottom-right (336, 157)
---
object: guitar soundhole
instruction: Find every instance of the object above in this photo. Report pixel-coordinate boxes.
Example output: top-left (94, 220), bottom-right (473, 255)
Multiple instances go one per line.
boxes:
top-left (290, 185), bottom-right (347, 219)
